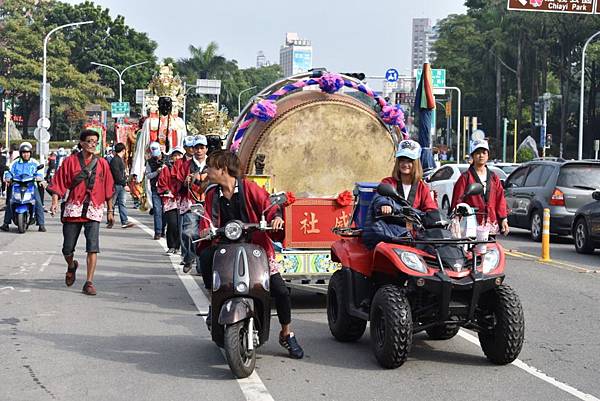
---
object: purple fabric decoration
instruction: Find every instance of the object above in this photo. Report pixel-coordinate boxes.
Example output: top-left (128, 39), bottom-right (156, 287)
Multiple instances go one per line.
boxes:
top-left (380, 104), bottom-right (406, 129)
top-left (318, 73), bottom-right (345, 94)
top-left (249, 99), bottom-right (277, 122)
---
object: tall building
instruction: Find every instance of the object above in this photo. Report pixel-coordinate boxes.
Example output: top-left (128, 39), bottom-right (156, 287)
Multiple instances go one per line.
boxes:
top-left (279, 32), bottom-right (312, 77)
top-left (256, 51), bottom-right (270, 68)
top-left (411, 18), bottom-right (438, 72)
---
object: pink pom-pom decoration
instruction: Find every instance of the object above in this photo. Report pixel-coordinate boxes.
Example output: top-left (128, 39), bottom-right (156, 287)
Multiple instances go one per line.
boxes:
top-left (318, 73), bottom-right (345, 94)
top-left (380, 104), bottom-right (406, 129)
top-left (249, 99), bottom-right (277, 122)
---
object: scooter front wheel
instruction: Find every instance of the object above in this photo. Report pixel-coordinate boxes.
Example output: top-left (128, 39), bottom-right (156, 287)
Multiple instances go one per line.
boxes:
top-left (224, 320), bottom-right (256, 379)
top-left (16, 213), bottom-right (27, 234)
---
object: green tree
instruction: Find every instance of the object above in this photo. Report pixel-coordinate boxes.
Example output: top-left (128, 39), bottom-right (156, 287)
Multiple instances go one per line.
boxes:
top-left (44, 1), bottom-right (158, 111)
top-left (0, 0), bottom-right (111, 139)
top-left (434, 0), bottom-right (600, 159)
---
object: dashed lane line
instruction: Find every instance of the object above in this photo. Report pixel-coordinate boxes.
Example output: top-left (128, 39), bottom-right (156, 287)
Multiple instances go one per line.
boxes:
top-left (128, 217), bottom-right (275, 401)
top-left (458, 330), bottom-right (600, 401)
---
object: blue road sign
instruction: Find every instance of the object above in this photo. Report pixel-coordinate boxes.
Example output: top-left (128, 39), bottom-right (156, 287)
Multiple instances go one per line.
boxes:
top-left (385, 68), bottom-right (399, 83)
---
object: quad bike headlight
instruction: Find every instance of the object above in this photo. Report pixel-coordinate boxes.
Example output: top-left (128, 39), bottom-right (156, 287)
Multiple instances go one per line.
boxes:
top-left (395, 250), bottom-right (428, 274)
top-left (224, 221), bottom-right (243, 241)
top-left (482, 248), bottom-right (500, 273)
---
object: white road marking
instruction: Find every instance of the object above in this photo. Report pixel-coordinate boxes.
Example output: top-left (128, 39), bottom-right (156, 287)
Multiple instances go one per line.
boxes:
top-left (129, 217), bottom-right (275, 401)
top-left (0, 251), bottom-right (57, 255)
top-left (0, 286), bottom-right (15, 291)
top-left (458, 330), bottom-right (600, 401)
top-left (39, 255), bottom-right (53, 272)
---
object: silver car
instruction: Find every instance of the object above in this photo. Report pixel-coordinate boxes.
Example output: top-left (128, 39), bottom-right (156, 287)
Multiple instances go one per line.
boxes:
top-left (504, 160), bottom-right (600, 241)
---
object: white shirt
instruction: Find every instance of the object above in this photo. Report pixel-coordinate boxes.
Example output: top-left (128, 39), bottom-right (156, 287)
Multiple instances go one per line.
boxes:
top-left (477, 170), bottom-right (488, 193)
top-left (402, 184), bottom-right (412, 199)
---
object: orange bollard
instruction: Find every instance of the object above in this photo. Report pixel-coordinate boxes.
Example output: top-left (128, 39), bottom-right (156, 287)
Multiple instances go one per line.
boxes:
top-left (539, 208), bottom-right (551, 262)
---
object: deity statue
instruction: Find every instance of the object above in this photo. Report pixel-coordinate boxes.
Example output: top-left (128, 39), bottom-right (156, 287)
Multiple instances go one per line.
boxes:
top-left (131, 64), bottom-right (186, 182)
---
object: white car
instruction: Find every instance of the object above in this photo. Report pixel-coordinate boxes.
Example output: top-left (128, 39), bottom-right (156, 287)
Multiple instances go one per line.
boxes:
top-left (425, 164), bottom-right (507, 213)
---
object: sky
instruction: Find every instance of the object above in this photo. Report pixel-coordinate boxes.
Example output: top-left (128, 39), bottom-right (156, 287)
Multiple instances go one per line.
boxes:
top-left (64, 0), bottom-right (466, 77)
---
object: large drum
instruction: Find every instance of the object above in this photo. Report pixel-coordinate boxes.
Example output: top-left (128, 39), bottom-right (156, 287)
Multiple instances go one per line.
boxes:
top-left (230, 90), bottom-right (398, 197)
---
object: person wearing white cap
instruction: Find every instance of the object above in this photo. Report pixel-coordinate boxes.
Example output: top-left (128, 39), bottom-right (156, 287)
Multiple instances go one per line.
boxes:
top-left (172, 134), bottom-right (209, 272)
top-left (379, 139), bottom-right (438, 215)
top-left (157, 146), bottom-right (185, 253)
top-left (451, 136), bottom-right (509, 235)
top-left (145, 142), bottom-right (166, 239)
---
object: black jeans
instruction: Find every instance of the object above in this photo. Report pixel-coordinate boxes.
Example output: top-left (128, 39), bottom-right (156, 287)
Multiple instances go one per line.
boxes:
top-left (164, 209), bottom-right (180, 250)
top-left (199, 245), bottom-right (291, 325)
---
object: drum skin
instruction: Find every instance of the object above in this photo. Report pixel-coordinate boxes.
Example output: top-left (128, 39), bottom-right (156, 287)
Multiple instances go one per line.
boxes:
top-left (233, 90), bottom-right (396, 197)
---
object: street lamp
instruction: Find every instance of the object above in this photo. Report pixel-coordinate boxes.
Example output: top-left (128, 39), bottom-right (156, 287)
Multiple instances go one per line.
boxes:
top-left (578, 30), bottom-right (600, 160)
top-left (91, 61), bottom-right (150, 102)
top-left (238, 86), bottom-right (257, 116)
top-left (40, 20), bottom-right (93, 163)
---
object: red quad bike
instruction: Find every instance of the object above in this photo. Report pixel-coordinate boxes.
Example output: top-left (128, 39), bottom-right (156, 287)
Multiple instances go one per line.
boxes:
top-left (328, 183), bottom-right (525, 369)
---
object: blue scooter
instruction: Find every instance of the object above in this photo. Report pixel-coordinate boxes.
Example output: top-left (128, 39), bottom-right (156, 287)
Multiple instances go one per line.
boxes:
top-left (7, 164), bottom-right (44, 234)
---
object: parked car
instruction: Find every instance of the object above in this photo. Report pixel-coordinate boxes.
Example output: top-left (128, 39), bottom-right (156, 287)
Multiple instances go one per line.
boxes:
top-left (489, 162), bottom-right (520, 175)
top-left (571, 190), bottom-right (600, 254)
top-left (426, 164), bottom-right (507, 214)
top-left (504, 160), bottom-right (600, 241)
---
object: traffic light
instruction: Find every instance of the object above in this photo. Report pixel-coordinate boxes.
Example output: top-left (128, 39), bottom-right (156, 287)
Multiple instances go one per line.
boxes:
top-left (342, 72), bottom-right (366, 81)
top-left (545, 133), bottom-right (552, 148)
top-left (534, 101), bottom-right (542, 126)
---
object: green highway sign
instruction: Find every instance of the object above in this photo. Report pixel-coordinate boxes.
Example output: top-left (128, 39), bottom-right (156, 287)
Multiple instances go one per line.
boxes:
top-left (111, 101), bottom-right (130, 118)
top-left (415, 68), bottom-right (447, 91)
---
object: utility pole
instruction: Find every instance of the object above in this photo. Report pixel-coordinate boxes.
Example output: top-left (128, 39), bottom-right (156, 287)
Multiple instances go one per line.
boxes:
top-left (502, 117), bottom-right (508, 162)
top-left (578, 30), bottom-right (600, 160)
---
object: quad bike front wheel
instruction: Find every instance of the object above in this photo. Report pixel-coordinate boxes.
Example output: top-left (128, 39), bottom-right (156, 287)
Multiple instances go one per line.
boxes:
top-left (477, 284), bottom-right (525, 365)
top-left (224, 320), bottom-right (256, 379)
top-left (370, 285), bottom-right (413, 369)
top-left (327, 270), bottom-right (367, 342)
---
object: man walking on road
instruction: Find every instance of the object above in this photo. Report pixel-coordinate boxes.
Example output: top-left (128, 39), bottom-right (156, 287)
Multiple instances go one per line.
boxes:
top-left (174, 135), bottom-right (208, 273)
top-left (49, 129), bottom-right (115, 296)
top-left (145, 142), bottom-right (165, 239)
top-left (108, 143), bottom-right (134, 229)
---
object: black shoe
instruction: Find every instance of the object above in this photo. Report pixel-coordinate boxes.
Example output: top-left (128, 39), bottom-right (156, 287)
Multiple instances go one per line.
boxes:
top-left (206, 306), bottom-right (212, 331)
top-left (0, 224), bottom-right (9, 232)
top-left (279, 332), bottom-right (304, 359)
top-left (183, 263), bottom-right (192, 273)
top-left (38, 225), bottom-right (46, 232)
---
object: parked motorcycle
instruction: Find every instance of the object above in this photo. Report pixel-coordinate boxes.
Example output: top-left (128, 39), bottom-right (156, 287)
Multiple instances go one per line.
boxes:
top-left (192, 192), bottom-right (287, 378)
top-left (6, 164), bottom-right (44, 234)
top-left (328, 183), bottom-right (524, 368)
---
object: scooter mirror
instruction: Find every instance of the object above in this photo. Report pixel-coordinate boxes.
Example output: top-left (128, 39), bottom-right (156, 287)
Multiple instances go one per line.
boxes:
top-left (465, 183), bottom-right (484, 197)
top-left (269, 192), bottom-right (287, 206)
top-left (376, 183), bottom-right (400, 199)
top-left (36, 164), bottom-right (45, 170)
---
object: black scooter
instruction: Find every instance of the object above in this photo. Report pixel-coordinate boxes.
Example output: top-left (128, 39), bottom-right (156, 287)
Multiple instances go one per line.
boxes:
top-left (193, 192), bottom-right (287, 378)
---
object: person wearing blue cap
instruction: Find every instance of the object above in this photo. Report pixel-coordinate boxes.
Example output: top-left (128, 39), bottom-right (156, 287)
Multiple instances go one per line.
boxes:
top-left (145, 142), bottom-right (166, 239)
top-left (173, 134), bottom-right (209, 272)
top-left (183, 136), bottom-right (196, 161)
top-left (381, 140), bottom-right (438, 212)
top-left (362, 140), bottom-right (438, 248)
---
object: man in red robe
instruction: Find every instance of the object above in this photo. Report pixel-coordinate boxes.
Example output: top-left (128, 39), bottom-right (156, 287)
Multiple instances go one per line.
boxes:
top-left (49, 129), bottom-right (115, 296)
